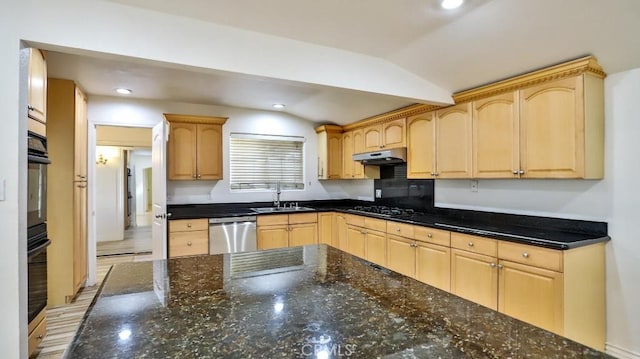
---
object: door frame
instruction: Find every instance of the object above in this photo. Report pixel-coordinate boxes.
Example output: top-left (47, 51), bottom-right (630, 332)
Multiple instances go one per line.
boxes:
top-left (87, 121), bottom-right (156, 286)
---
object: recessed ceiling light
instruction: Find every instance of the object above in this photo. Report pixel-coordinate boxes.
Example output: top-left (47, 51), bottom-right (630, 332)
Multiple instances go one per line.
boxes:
top-left (272, 103), bottom-right (286, 109)
top-left (441, 0), bottom-right (463, 10)
top-left (116, 88), bottom-right (132, 95)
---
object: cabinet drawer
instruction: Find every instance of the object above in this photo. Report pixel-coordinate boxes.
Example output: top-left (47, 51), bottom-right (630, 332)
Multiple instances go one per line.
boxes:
top-left (28, 316), bottom-right (46, 357)
top-left (451, 233), bottom-right (497, 257)
top-left (289, 212), bottom-right (318, 224)
top-left (498, 241), bottom-right (563, 272)
top-left (364, 217), bottom-right (386, 232)
top-left (169, 218), bottom-right (208, 232)
top-left (386, 221), bottom-right (414, 239)
top-left (414, 226), bottom-right (450, 247)
top-left (346, 214), bottom-right (365, 227)
top-left (169, 230), bottom-right (208, 257)
top-left (257, 214), bottom-right (289, 226)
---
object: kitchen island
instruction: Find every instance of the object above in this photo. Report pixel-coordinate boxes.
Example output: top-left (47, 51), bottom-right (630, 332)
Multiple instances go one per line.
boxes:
top-left (65, 245), bottom-right (609, 358)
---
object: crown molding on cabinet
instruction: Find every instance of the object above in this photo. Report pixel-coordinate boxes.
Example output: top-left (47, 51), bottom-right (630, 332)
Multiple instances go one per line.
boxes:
top-left (163, 113), bottom-right (228, 125)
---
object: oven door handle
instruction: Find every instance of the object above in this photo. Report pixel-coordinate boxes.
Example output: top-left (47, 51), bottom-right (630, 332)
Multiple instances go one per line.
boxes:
top-left (28, 239), bottom-right (51, 257)
top-left (28, 154), bottom-right (51, 165)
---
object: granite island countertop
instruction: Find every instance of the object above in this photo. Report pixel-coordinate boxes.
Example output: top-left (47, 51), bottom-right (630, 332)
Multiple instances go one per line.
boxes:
top-left (65, 245), bottom-right (610, 358)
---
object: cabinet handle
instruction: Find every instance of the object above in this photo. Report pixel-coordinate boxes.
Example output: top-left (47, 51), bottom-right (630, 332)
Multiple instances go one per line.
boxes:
top-left (187, 223), bottom-right (192, 228)
top-left (467, 241), bottom-right (474, 247)
top-left (522, 252), bottom-right (529, 258)
top-left (489, 263), bottom-right (496, 268)
top-left (197, 174), bottom-right (202, 178)
top-left (77, 175), bottom-right (87, 179)
top-left (519, 170), bottom-right (525, 175)
top-left (187, 241), bottom-right (192, 246)
top-left (497, 264), bottom-right (504, 269)
top-left (379, 145), bottom-right (384, 149)
top-left (192, 174), bottom-right (197, 178)
top-left (434, 172), bottom-right (439, 177)
top-left (427, 233), bottom-right (433, 238)
top-left (513, 170), bottom-right (519, 175)
top-left (77, 184), bottom-right (87, 188)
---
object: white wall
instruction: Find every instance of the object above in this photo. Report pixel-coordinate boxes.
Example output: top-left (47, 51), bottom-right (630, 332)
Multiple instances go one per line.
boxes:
top-left (89, 96), bottom-right (374, 204)
top-left (435, 68), bottom-right (640, 357)
top-left (130, 151), bottom-right (152, 216)
top-left (95, 146), bottom-right (124, 242)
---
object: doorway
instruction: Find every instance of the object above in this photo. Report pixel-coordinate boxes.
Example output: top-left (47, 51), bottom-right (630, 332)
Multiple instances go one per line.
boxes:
top-left (94, 126), bottom-right (153, 256)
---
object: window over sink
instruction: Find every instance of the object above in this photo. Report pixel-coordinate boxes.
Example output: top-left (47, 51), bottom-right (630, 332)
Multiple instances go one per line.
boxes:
top-left (229, 133), bottom-right (305, 191)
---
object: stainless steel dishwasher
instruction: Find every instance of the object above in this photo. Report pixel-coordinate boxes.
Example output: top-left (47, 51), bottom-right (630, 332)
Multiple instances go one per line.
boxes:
top-left (209, 216), bottom-right (257, 254)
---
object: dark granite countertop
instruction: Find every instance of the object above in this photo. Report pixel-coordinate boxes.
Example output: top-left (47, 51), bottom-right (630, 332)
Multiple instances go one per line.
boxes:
top-left (65, 245), bottom-right (610, 358)
top-left (167, 201), bottom-right (609, 250)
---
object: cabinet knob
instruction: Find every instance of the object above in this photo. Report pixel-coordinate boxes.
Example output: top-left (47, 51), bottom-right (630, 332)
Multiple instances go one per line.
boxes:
top-left (489, 262), bottom-right (496, 268)
top-left (513, 170), bottom-right (519, 175)
top-left (427, 233), bottom-right (433, 238)
top-left (411, 243), bottom-right (417, 248)
top-left (28, 105), bottom-right (35, 111)
top-left (497, 264), bottom-right (504, 269)
top-left (379, 145), bottom-right (384, 148)
top-left (396, 228), bottom-right (401, 232)
top-left (519, 170), bottom-right (525, 175)
top-left (434, 172), bottom-right (439, 177)
top-left (192, 174), bottom-right (197, 178)
top-left (187, 223), bottom-right (192, 228)
top-left (522, 252), bottom-right (529, 258)
top-left (467, 241), bottom-right (474, 247)
top-left (197, 174), bottom-right (202, 178)
top-left (187, 241), bottom-right (192, 246)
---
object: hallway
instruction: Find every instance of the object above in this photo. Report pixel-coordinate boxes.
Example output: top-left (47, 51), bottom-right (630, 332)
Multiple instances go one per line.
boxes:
top-left (96, 213), bottom-right (153, 256)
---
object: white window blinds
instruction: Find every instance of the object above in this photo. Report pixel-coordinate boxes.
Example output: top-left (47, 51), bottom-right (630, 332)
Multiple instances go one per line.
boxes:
top-left (230, 133), bottom-right (305, 191)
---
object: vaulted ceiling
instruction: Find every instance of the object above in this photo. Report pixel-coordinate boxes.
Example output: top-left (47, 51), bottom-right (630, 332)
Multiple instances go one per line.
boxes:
top-left (47, 0), bottom-right (640, 124)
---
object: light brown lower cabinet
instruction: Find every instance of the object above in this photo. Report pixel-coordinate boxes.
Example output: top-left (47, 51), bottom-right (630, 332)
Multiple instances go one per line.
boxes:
top-left (168, 219), bottom-right (209, 258)
top-left (386, 234), bottom-right (415, 278)
top-left (335, 213), bottom-right (348, 251)
top-left (450, 248), bottom-right (499, 310)
top-left (365, 230), bottom-right (386, 267)
top-left (317, 212), bottom-right (334, 245)
top-left (346, 225), bottom-right (366, 258)
top-left (28, 309), bottom-right (46, 357)
top-left (416, 242), bottom-right (451, 292)
top-left (257, 214), bottom-right (318, 250)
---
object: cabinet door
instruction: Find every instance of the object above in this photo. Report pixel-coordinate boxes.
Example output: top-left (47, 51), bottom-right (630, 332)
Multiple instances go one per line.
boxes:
top-left (436, 103), bottom-right (472, 178)
top-left (407, 113), bottom-right (436, 178)
top-left (365, 230), bottom-right (386, 266)
top-left (327, 133), bottom-right (342, 179)
top-left (498, 260), bottom-right (563, 334)
top-left (289, 223), bottom-right (318, 247)
top-left (168, 123), bottom-right (198, 180)
top-left (28, 48), bottom-right (47, 123)
top-left (197, 124), bottom-right (223, 180)
top-left (346, 225), bottom-right (366, 258)
top-left (450, 249), bottom-right (498, 310)
top-left (318, 212), bottom-right (334, 245)
top-left (257, 225), bottom-right (289, 250)
top-left (73, 183), bottom-right (87, 293)
top-left (342, 131), bottom-right (354, 178)
top-left (335, 213), bottom-right (348, 250)
top-left (382, 118), bottom-right (406, 149)
top-left (520, 76), bottom-right (584, 178)
top-left (386, 235), bottom-right (415, 278)
top-left (416, 242), bottom-right (450, 292)
top-left (363, 124), bottom-right (382, 152)
top-left (473, 92), bottom-right (520, 178)
top-left (352, 129), bottom-right (365, 178)
top-left (74, 87), bottom-right (88, 181)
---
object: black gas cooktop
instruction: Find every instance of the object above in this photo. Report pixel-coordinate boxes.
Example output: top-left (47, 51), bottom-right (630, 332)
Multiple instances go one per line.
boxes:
top-left (351, 205), bottom-right (423, 217)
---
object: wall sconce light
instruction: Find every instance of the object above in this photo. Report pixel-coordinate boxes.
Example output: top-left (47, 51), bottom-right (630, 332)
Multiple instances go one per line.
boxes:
top-left (96, 153), bottom-right (109, 165)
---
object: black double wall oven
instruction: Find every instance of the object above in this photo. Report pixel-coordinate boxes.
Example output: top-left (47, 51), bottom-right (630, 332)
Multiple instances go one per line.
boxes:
top-left (27, 131), bottom-right (51, 323)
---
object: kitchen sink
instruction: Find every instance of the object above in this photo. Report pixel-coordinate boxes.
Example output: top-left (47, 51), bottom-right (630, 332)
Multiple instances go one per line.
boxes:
top-left (251, 206), bottom-right (315, 213)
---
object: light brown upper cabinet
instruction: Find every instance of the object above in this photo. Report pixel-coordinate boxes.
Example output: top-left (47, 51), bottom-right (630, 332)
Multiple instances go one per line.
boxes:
top-left (519, 75), bottom-right (603, 178)
top-left (363, 118), bottom-right (406, 152)
top-left (316, 125), bottom-right (342, 180)
top-left (165, 114), bottom-right (227, 181)
top-left (407, 112), bottom-right (436, 178)
top-left (472, 92), bottom-right (520, 178)
top-left (342, 128), bottom-right (378, 179)
top-left (28, 48), bottom-right (47, 124)
top-left (407, 104), bottom-right (472, 179)
top-left (342, 131), bottom-right (354, 178)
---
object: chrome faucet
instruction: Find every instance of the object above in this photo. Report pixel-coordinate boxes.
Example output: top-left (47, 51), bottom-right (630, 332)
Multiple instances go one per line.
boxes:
top-left (274, 181), bottom-right (281, 208)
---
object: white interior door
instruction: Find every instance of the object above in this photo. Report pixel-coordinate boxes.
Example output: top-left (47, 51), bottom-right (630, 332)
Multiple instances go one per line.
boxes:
top-left (151, 120), bottom-right (168, 260)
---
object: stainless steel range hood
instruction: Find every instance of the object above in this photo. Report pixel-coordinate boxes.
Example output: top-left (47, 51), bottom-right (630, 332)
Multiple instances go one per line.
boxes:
top-left (352, 147), bottom-right (406, 165)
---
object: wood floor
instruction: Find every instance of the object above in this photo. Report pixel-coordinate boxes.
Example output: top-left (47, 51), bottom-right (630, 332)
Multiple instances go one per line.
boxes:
top-left (32, 254), bottom-right (153, 359)
top-left (96, 225), bottom-right (152, 256)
